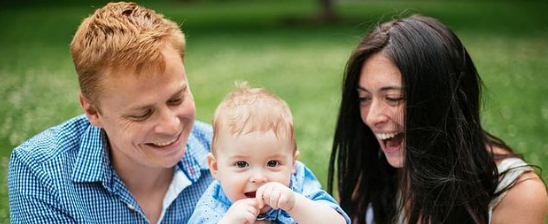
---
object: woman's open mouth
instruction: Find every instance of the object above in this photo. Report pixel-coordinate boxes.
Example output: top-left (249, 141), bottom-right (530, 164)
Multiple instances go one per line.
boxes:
top-left (376, 132), bottom-right (404, 153)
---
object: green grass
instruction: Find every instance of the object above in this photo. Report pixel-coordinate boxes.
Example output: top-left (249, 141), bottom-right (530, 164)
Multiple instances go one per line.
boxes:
top-left (1, 0), bottom-right (547, 223)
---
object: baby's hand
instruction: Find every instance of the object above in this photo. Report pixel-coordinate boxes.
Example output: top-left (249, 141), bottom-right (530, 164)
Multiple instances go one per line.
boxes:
top-left (220, 198), bottom-right (260, 224)
top-left (255, 182), bottom-right (295, 212)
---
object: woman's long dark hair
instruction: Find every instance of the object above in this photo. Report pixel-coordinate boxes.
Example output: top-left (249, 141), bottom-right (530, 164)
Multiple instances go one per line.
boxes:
top-left (328, 15), bottom-right (508, 224)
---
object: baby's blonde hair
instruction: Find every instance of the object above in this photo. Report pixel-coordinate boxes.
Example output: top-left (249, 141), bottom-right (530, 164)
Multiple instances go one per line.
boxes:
top-left (70, 2), bottom-right (185, 105)
top-left (212, 82), bottom-right (296, 154)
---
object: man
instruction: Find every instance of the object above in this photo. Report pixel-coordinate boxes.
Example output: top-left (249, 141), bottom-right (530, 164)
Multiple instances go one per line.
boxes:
top-left (8, 2), bottom-right (213, 223)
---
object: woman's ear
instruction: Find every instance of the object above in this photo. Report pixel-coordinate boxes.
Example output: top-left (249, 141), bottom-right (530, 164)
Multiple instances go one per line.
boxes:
top-left (207, 153), bottom-right (219, 179)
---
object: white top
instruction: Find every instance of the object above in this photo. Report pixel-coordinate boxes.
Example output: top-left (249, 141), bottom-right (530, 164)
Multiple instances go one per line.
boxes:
top-left (365, 157), bottom-right (532, 224)
top-left (488, 157), bottom-right (532, 223)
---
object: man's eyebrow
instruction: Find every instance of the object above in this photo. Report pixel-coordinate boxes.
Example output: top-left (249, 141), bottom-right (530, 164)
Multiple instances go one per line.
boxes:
top-left (129, 103), bottom-right (153, 112)
top-left (130, 84), bottom-right (188, 111)
top-left (169, 86), bottom-right (186, 99)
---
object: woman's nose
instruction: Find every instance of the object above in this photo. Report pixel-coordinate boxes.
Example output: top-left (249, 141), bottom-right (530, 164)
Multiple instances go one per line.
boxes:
top-left (365, 101), bottom-right (389, 126)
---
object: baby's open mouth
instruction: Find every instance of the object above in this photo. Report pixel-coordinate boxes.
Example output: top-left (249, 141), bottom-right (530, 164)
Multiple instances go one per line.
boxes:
top-left (245, 191), bottom-right (256, 198)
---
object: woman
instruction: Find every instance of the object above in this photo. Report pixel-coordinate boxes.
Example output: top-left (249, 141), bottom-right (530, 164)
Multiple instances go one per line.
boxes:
top-left (328, 15), bottom-right (546, 224)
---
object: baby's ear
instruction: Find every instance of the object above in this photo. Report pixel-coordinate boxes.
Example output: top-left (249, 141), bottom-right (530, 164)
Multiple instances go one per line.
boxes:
top-left (292, 150), bottom-right (300, 173)
top-left (206, 153), bottom-right (219, 179)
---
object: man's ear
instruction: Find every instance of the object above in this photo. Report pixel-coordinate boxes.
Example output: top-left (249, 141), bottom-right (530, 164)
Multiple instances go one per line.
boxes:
top-left (292, 150), bottom-right (300, 173)
top-left (78, 92), bottom-right (101, 127)
top-left (207, 153), bottom-right (219, 179)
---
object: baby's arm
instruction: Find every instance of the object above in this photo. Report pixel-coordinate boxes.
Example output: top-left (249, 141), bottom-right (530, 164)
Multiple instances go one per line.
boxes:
top-left (255, 182), bottom-right (346, 224)
top-left (218, 198), bottom-right (260, 224)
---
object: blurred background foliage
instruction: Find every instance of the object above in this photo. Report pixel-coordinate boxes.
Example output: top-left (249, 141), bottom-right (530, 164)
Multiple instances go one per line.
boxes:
top-left (1, 0), bottom-right (547, 223)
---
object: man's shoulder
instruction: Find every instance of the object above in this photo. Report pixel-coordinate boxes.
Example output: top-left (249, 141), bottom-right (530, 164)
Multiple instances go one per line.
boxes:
top-left (188, 120), bottom-right (213, 151)
top-left (190, 120), bottom-right (212, 139)
top-left (11, 115), bottom-right (91, 165)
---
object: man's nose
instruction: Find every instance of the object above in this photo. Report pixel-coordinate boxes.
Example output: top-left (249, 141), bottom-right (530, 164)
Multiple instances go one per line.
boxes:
top-left (155, 108), bottom-right (179, 134)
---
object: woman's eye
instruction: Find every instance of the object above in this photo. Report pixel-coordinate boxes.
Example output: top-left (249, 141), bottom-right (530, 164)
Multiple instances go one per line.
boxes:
top-left (235, 161), bottom-right (249, 168)
top-left (267, 160), bottom-right (280, 167)
top-left (358, 96), bottom-right (371, 104)
top-left (386, 96), bottom-right (405, 105)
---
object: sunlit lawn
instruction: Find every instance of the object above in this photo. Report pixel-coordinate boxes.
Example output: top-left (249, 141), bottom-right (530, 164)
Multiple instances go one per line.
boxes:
top-left (1, 0), bottom-right (547, 223)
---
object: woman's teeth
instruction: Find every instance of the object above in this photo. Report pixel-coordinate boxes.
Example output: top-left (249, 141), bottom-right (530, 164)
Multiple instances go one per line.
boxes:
top-left (376, 132), bottom-right (402, 140)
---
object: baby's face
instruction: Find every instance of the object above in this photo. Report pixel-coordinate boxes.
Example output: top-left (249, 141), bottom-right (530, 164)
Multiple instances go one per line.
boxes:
top-left (209, 130), bottom-right (297, 205)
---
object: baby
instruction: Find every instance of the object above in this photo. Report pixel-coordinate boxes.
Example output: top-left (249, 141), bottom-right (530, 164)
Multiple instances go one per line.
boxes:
top-left (188, 83), bottom-right (349, 224)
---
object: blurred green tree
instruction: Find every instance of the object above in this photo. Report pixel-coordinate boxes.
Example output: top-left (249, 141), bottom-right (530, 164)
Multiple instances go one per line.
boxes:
top-left (318, 0), bottom-right (338, 23)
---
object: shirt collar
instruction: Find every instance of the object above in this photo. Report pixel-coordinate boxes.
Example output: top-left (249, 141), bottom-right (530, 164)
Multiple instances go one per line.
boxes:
top-left (177, 131), bottom-right (209, 182)
top-left (71, 124), bottom-right (110, 183)
top-left (256, 209), bottom-right (293, 223)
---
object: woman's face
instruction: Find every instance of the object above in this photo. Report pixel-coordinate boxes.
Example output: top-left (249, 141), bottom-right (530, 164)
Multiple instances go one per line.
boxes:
top-left (357, 52), bottom-right (405, 168)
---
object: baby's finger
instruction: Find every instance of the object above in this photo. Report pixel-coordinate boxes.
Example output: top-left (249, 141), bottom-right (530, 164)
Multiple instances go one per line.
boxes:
top-left (244, 198), bottom-right (259, 211)
top-left (243, 212), bottom-right (256, 224)
top-left (261, 185), bottom-right (274, 205)
top-left (269, 189), bottom-right (281, 208)
top-left (251, 201), bottom-right (260, 215)
top-left (255, 187), bottom-right (265, 209)
top-left (278, 193), bottom-right (288, 209)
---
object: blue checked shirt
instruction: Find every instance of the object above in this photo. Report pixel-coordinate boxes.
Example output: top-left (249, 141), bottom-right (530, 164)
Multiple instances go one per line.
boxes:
top-left (188, 161), bottom-right (351, 224)
top-left (8, 115), bottom-right (214, 224)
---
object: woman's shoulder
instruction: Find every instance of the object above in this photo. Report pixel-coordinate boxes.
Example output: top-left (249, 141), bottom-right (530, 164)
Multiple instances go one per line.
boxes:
top-left (490, 145), bottom-right (547, 224)
top-left (491, 171), bottom-right (547, 224)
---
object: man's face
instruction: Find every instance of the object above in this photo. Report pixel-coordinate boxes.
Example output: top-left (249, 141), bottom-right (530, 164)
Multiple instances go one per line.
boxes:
top-left (83, 45), bottom-right (195, 170)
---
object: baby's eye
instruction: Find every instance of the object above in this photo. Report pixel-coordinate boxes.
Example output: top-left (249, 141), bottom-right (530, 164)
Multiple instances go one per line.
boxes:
top-left (267, 160), bottom-right (280, 167)
top-left (234, 161), bottom-right (249, 168)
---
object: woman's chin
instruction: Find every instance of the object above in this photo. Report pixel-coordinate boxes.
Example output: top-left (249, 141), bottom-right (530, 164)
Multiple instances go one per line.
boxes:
top-left (386, 157), bottom-right (404, 168)
top-left (382, 147), bottom-right (404, 168)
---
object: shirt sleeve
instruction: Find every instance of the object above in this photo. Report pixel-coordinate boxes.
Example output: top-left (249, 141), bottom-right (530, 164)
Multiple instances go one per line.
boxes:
top-left (187, 182), bottom-right (227, 224)
top-left (8, 151), bottom-right (76, 224)
top-left (295, 162), bottom-right (351, 224)
top-left (187, 203), bottom-right (222, 224)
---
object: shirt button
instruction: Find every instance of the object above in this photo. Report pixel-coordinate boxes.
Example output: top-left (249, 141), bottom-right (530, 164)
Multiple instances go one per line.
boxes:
top-left (127, 204), bottom-right (136, 210)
